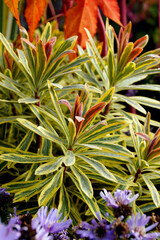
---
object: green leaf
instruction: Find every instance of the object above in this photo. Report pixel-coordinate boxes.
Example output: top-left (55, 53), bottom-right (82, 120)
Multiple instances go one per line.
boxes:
top-left (0, 33), bottom-right (35, 88)
top-left (48, 81), bottom-right (69, 143)
top-left (2, 180), bottom-right (40, 192)
top-left (58, 184), bottom-right (70, 219)
top-left (68, 118), bottom-right (76, 146)
top-left (0, 116), bottom-right (30, 124)
top-left (78, 121), bottom-right (128, 143)
top-left (40, 138), bottom-right (52, 156)
top-left (36, 40), bottom-right (46, 84)
top-left (97, 87), bottom-right (114, 105)
top-left (14, 177), bottom-right (52, 202)
top-left (29, 104), bottom-right (57, 134)
top-left (118, 42), bottom-right (134, 72)
top-left (131, 96), bottom-right (160, 110)
top-left (71, 165), bottom-right (93, 198)
top-left (35, 156), bottom-right (63, 175)
top-left (0, 153), bottom-right (55, 163)
top-left (64, 150), bottom-right (75, 166)
top-left (0, 79), bottom-right (24, 97)
top-left (77, 155), bottom-right (117, 182)
top-left (116, 62), bottom-right (135, 82)
top-left (40, 22), bottom-right (51, 42)
top-left (17, 118), bottom-right (66, 147)
top-left (76, 71), bottom-right (101, 88)
top-left (38, 169), bottom-right (63, 206)
top-left (142, 175), bottom-right (160, 207)
top-left (17, 131), bottom-right (34, 151)
top-left (67, 172), bottom-right (100, 218)
top-left (107, 49), bottom-right (115, 85)
top-left (18, 97), bottom-right (40, 104)
top-left (116, 94), bottom-right (146, 114)
top-left (20, 27), bottom-right (35, 77)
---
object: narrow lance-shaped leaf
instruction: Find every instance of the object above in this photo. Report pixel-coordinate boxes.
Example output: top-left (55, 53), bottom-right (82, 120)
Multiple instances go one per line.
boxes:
top-left (80, 102), bottom-right (106, 133)
top-left (71, 165), bottom-right (93, 199)
top-left (48, 81), bottom-right (69, 143)
top-left (68, 118), bottom-right (76, 146)
top-left (67, 172), bottom-right (100, 218)
top-left (142, 175), bottom-right (160, 208)
top-left (35, 157), bottom-right (63, 175)
top-left (38, 169), bottom-right (63, 206)
top-left (77, 155), bottom-right (117, 182)
top-left (58, 184), bottom-right (70, 219)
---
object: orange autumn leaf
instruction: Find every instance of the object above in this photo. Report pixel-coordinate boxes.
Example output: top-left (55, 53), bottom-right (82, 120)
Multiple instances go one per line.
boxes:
top-left (98, 0), bottom-right (122, 26)
top-left (64, 0), bottom-right (122, 49)
top-left (3, 0), bottom-right (21, 26)
top-left (64, 0), bottom-right (98, 48)
top-left (24, 0), bottom-right (46, 41)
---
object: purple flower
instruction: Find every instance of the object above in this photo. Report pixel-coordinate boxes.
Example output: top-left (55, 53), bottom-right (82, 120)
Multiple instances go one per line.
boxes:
top-left (32, 206), bottom-right (72, 239)
top-left (127, 213), bottom-right (160, 240)
top-left (76, 212), bottom-right (116, 240)
top-left (0, 217), bottom-right (21, 240)
top-left (100, 189), bottom-right (139, 209)
top-left (0, 188), bottom-right (10, 196)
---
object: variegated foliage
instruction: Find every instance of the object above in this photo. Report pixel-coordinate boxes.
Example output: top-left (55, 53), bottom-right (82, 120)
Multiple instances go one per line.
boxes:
top-left (0, 22), bottom-right (160, 223)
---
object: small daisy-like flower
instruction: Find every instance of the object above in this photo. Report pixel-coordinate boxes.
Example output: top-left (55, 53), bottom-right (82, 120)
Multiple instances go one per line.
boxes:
top-left (75, 212), bottom-right (116, 240)
top-left (32, 206), bottom-right (72, 239)
top-left (100, 189), bottom-right (139, 218)
top-left (100, 189), bottom-right (139, 208)
top-left (127, 213), bottom-right (160, 240)
top-left (0, 217), bottom-right (21, 240)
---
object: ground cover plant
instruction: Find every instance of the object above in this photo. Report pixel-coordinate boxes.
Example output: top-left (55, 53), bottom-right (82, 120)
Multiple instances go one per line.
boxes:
top-left (1, 0), bottom-right (160, 239)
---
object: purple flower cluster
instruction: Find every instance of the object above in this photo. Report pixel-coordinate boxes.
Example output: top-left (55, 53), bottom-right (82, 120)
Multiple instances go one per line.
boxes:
top-left (32, 206), bottom-right (72, 240)
top-left (127, 213), bottom-right (160, 240)
top-left (0, 205), bottom-right (71, 240)
top-left (75, 212), bottom-right (115, 240)
top-left (75, 189), bottom-right (160, 240)
top-left (100, 188), bottom-right (139, 209)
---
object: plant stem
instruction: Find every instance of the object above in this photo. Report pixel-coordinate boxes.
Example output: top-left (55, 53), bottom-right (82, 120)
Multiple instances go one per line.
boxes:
top-left (97, 9), bottom-right (107, 57)
top-left (120, 0), bottom-right (127, 26)
top-left (133, 168), bottom-right (142, 183)
top-left (35, 90), bottom-right (41, 151)
top-left (48, 0), bottom-right (56, 17)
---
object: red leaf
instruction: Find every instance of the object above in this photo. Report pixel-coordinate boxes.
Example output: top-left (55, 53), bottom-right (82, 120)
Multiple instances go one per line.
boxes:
top-left (147, 147), bottom-right (160, 161)
top-left (44, 37), bottom-right (57, 61)
top-left (25, 0), bottom-right (46, 41)
top-left (80, 102), bottom-right (106, 133)
top-left (73, 94), bottom-right (80, 120)
top-left (135, 132), bottom-right (150, 143)
top-left (64, 0), bottom-right (98, 48)
top-left (58, 99), bottom-right (72, 116)
top-left (127, 47), bottom-right (143, 63)
top-left (4, 0), bottom-right (21, 26)
top-left (134, 35), bottom-right (148, 49)
top-left (98, 0), bottom-right (122, 27)
top-left (64, 0), bottom-right (121, 49)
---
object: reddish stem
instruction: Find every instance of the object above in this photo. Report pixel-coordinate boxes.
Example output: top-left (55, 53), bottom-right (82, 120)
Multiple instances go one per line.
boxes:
top-left (133, 168), bottom-right (142, 183)
top-left (120, 0), bottom-right (127, 26)
top-left (97, 9), bottom-right (107, 57)
top-left (48, 0), bottom-right (56, 17)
